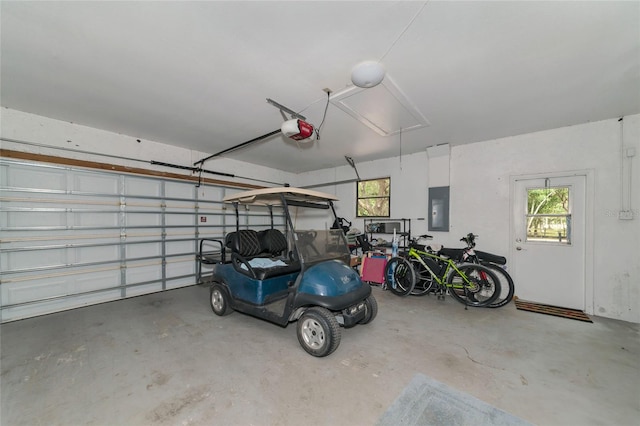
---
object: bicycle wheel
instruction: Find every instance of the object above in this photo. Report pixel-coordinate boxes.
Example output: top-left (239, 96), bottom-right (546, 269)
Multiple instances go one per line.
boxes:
top-left (447, 263), bottom-right (501, 307)
top-left (409, 258), bottom-right (435, 296)
top-left (481, 262), bottom-right (515, 308)
top-left (384, 257), bottom-right (416, 296)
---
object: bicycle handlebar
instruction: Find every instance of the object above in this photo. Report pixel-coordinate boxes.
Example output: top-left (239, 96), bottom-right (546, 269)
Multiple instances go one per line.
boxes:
top-left (459, 233), bottom-right (478, 248)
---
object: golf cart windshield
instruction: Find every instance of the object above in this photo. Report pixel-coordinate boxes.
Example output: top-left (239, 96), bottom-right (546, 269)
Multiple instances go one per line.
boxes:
top-left (294, 229), bottom-right (350, 265)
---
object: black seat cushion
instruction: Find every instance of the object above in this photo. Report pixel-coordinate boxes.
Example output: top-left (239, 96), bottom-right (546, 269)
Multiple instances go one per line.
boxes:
top-left (259, 229), bottom-right (288, 256)
top-left (225, 230), bottom-right (262, 257)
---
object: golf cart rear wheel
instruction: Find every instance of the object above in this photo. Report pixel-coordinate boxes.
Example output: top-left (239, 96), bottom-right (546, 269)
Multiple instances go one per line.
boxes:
top-left (210, 283), bottom-right (232, 316)
top-left (297, 307), bottom-right (341, 357)
top-left (359, 295), bottom-right (378, 324)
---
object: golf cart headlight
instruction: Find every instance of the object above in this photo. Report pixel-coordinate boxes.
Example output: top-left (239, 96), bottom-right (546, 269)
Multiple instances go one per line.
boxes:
top-left (349, 303), bottom-right (364, 315)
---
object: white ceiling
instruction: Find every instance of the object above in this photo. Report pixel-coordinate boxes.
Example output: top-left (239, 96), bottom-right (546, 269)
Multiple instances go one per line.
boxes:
top-left (2, 1), bottom-right (639, 173)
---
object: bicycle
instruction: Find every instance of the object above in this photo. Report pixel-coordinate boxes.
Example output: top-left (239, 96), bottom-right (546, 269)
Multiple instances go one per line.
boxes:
top-left (441, 233), bottom-right (515, 308)
top-left (384, 236), bottom-right (502, 308)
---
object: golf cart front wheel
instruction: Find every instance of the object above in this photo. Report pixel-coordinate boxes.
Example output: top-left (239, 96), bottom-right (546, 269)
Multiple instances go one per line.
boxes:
top-left (210, 283), bottom-right (232, 316)
top-left (297, 307), bottom-right (341, 357)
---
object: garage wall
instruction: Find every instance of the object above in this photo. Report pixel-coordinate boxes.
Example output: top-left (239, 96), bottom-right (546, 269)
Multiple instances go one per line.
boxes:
top-left (448, 115), bottom-right (639, 323)
top-left (296, 115), bottom-right (640, 323)
top-left (295, 151), bottom-right (430, 233)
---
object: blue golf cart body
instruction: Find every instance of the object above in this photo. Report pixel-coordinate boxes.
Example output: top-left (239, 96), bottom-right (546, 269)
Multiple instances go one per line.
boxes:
top-left (199, 187), bottom-right (376, 357)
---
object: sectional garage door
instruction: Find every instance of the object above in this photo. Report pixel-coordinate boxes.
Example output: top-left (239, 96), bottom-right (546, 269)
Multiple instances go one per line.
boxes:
top-left (0, 158), bottom-right (281, 322)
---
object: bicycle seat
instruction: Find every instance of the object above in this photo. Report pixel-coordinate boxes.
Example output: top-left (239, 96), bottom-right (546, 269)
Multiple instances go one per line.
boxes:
top-left (439, 247), bottom-right (463, 260)
top-left (476, 250), bottom-right (507, 265)
top-left (410, 242), bottom-right (442, 253)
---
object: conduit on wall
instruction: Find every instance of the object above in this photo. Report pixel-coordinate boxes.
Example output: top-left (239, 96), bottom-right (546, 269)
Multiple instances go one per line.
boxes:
top-left (618, 117), bottom-right (636, 220)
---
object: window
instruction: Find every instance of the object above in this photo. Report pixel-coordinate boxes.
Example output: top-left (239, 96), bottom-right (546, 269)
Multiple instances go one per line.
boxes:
top-left (357, 178), bottom-right (390, 217)
top-left (526, 186), bottom-right (571, 244)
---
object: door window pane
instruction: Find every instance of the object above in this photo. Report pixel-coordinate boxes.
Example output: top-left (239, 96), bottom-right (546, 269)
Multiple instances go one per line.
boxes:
top-left (526, 186), bottom-right (571, 244)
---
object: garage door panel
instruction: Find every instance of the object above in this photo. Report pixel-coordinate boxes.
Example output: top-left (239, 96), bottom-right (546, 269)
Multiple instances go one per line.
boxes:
top-left (74, 245), bottom-right (120, 264)
top-left (166, 278), bottom-right (193, 290)
top-left (126, 263), bottom-right (162, 285)
top-left (198, 186), bottom-right (224, 200)
top-left (166, 259), bottom-right (194, 276)
top-left (126, 242), bottom-right (162, 258)
top-left (2, 269), bottom-right (120, 305)
top-left (73, 270), bottom-right (121, 291)
top-left (1, 290), bottom-right (122, 323)
top-left (2, 249), bottom-right (67, 271)
top-left (73, 212), bottom-right (119, 227)
top-left (3, 278), bottom-right (70, 305)
top-left (165, 240), bottom-right (193, 256)
top-left (165, 213), bottom-right (194, 226)
top-left (166, 200), bottom-right (196, 210)
top-left (2, 246), bottom-right (120, 270)
top-left (72, 173), bottom-right (119, 194)
top-left (124, 177), bottom-right (162, 197)
top-left (127, 283), bottom-right (163, 297)
top-left (197, 213), bottom-right (224, 226)
top-left (166, 258), bottom-right (195, 289)
top-left (5, 165), bottom-right (67, 190)
top-left (197, 231), bottom-right (225, 241)
top-left (165, 181), bottom-right (194, 199)
top-left (249, 216), bottom-right (271, 228)
top-left (1, 158), bottom-right (240, 322)
top-left (2, 232), bottom-right (120, 248)
top-left (4, 211), bottom-right (66, 228)
top-left (126, 213), bottom-right (161, 227)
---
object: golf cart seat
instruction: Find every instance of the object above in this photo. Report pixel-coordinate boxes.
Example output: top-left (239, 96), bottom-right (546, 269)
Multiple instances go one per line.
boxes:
top-left (226, 229), bottom-right (300, 280)
top-left (258, 228), bottom-right (288, 256)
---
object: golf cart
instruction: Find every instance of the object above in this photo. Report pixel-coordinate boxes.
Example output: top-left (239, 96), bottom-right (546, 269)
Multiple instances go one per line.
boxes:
top-left (200, 187), bottom-right (377, 357)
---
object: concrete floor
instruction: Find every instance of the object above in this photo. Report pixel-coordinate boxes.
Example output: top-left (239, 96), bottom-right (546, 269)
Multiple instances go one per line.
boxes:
top-left (1, 285), bottom-right (638, 426)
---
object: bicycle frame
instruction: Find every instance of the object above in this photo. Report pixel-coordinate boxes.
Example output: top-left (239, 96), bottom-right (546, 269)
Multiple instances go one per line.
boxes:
top-left (405, 245), bottom-right (472, 290)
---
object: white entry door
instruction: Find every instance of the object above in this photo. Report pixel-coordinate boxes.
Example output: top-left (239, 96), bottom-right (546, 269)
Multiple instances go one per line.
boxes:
top-left (511, 174), bottom-right (586, 310)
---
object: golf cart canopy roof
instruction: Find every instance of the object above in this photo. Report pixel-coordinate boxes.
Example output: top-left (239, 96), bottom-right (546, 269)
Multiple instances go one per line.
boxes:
top-left (223, 187), bottom-right (339, 206)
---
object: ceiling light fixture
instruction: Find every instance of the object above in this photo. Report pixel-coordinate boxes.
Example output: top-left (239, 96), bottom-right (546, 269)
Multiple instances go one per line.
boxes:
top-left (351, 60), bottom-right (386, 88)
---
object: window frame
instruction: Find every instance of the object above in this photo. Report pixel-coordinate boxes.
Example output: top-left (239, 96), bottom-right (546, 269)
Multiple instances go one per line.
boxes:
top-left (525, 185), bottom-right (572, 245)
top-left (356, 177), bottom-right (391, 218)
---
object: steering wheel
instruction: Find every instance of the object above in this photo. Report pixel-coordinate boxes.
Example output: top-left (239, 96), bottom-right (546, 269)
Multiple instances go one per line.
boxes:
top-left (298, 230), bottom-right (317, 241)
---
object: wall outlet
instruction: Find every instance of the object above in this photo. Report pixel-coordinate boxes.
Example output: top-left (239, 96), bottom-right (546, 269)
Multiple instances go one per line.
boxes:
top-left (618, 210), bottom-right (634, 220)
